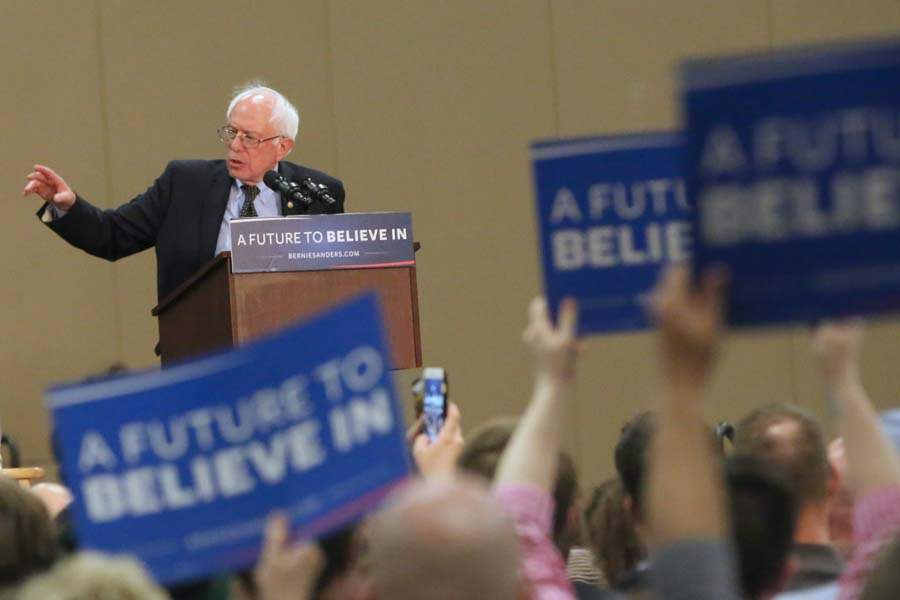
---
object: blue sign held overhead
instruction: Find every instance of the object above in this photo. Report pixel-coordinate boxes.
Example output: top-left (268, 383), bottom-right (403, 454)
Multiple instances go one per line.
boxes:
top-left (47, 294), bottom-right (410, 585)
top-left (684, 37), bottom-right (900, 326)
top-left (531, 132), bottom-right (691, 334)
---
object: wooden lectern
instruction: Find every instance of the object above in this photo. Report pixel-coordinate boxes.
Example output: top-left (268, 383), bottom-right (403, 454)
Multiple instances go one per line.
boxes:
top-left (152, 252), bottom-right (421, 368)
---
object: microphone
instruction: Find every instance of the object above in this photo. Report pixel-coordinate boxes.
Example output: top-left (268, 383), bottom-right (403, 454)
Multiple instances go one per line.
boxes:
top-left (263, 171), bottom-right (312, 206)
top-left (296, 177), bottom-right (337, 205)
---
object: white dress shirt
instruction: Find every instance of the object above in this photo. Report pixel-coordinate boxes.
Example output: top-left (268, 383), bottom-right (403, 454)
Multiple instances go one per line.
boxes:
top-left (214, 174), bottom-right (282, 255)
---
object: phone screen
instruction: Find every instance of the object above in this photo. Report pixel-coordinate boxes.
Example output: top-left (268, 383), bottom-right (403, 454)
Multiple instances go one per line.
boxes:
top-left (422, 367), bottom-right (447, 442)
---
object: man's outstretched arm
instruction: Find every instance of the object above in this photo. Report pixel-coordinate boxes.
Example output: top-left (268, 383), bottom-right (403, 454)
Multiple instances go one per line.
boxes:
top-left (24, 164), bottom-right (76, 215)
top-left (24, 162), bottom-right (172, 261)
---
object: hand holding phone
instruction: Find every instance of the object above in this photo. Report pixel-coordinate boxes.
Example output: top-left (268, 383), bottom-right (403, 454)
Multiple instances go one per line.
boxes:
top-left (421, 367), bottom-right (448, 442)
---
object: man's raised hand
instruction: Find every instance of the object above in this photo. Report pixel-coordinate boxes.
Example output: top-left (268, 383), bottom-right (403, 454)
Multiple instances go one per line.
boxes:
top-left (23, 164), bottom-right (76, 211)
top-left (649, 265), bottom-right (728, 390)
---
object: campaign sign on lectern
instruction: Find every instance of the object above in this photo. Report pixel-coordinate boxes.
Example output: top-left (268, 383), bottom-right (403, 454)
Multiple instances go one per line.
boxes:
top-left (48, 294), bottom-right (410, 584)
top-left (684, 38), bottom-right (900, 326)
top-left (531, 132), bottom-right (690, 334)
top-left (230, 212), bottom-right (414, 273)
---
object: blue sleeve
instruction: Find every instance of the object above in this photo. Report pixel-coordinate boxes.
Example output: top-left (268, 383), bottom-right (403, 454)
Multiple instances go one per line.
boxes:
top-left (651, 539), bottom-right (744, 600)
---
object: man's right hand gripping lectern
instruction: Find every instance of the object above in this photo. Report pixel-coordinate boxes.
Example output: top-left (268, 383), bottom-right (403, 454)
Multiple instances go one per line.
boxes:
top-left (152, 213), bottom-right (422, 369)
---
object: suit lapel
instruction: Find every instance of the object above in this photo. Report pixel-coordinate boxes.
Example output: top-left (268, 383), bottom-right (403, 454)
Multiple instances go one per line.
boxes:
top-left (200, 162), bottom-right (233, 258)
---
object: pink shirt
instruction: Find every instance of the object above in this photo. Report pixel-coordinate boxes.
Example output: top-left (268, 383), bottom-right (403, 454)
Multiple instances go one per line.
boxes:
top-left (838, 484), bottom-right (900, 600)
top-left (494, 482), bottom-right (576, 600)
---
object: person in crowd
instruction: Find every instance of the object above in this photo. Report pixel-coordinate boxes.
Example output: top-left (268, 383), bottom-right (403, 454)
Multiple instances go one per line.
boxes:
top-left (457, 418), bottom-right (589, 575)
top-left (15, 552), bottom-right (168, 600)
top-left (726, 453), bottom-right (798, 599)
top-left (366, 474), bottom-right (523, 600)
top-left (613, 411), bottom-right (657, 595)
top-left (734, 403), bottom-right (845, 592)
top-left (487, 297), bottom-right (619, 600)
top-left (0, 476), bottom-right (59, 591)
top-left (365, 401), bottom-right (521, 599)
top-left (811, 322), bottom-right (900, 600)
top-left (584, 478), bottom-right (644, 589)
top-left (643, 265), bottom-right (743, 600)
top-left (371, 297), bottom-right (588, 600)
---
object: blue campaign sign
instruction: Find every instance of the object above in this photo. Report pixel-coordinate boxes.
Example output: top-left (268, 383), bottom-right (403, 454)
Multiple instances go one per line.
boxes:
top-left (47, 293), bottom-right (410, 584)
top-left (531, 132), bottom-right (691, 334)
top-left (684, 37), bottom-right (900, 326)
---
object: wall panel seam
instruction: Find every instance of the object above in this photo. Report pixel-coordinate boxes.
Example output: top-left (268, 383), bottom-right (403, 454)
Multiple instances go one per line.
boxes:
top-left (93, 0), bottom-right (124, 363)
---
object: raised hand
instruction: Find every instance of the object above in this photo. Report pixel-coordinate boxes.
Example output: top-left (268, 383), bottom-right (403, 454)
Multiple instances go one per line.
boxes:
top-left (522, 297), bottom-right (580, 383)
top-left (494, 297), bottom-right (579, 492)
top-left (812, 319), bottom-right (864, 386)
top-left (23, 164), bottom-right (76, 211)
top-left (412, 402), bottom-right (464, 479)
top-left (255, 513), bottom-right (325, 600)
top-left (649, 265), bottom-right (728, 389)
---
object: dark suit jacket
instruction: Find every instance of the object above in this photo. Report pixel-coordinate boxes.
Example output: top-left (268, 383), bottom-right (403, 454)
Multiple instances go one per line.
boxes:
top-left (39, 159), bottom-right (345, 301)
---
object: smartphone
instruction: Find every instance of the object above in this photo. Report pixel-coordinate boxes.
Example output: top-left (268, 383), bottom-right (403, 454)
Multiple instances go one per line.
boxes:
top-left (421, 367), bottom-right (448, 442)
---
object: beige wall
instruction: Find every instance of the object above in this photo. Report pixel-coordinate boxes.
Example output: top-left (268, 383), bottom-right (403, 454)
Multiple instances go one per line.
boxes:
top-left (3, 0), bottom-right (900, 488)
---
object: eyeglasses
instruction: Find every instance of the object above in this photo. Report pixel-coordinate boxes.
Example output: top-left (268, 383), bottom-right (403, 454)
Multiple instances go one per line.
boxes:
top-left (217, 125), bottom-right (284, 149)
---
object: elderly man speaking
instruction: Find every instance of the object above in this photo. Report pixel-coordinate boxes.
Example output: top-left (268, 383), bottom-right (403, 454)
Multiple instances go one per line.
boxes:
top-left (23, 83), bottom-right (345, 301)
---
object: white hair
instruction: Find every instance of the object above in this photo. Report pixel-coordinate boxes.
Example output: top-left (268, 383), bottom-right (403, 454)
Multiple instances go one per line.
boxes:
top-left (227, 82), bottom-right (300, 140)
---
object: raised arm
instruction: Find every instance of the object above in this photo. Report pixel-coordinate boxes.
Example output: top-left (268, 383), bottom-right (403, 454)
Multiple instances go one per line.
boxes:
top-left (644, 266), bottom-right (744, 600)
top-left (255, 513), bottom-right (325, 600)
top-left (813, 321), bottom-right (900, 496)
top-left (493, 297), bottom-right (579, 490)
top-left (646, 266), bottom-right (729, 545)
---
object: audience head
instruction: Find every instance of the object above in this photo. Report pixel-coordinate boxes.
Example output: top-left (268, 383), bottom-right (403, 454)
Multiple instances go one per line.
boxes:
top-left (734, 403), bottom-right (833, 509)
top-left (584, 477), bottom-right (644, 587)
top-left (0, 476), bottom-right (58, 588)
top-left (726, 454), bottom-right (798, 600)
top-left (15, 552), bottom-right (167, 600)
top-left (614, 411), bottom-right (657, 522)
top-left (367, 475), bottom-right (521, 600)
top-left (458, 417), bottom-right (582, 558)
